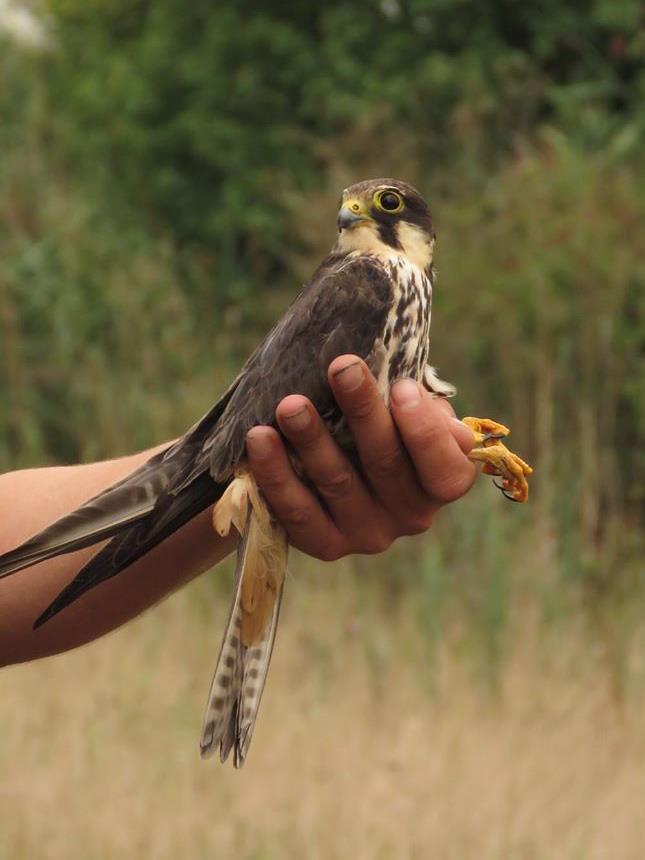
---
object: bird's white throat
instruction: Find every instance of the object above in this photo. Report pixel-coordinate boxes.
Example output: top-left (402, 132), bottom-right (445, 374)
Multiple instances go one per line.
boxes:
top-left (335, 220), bottom-right (434, 272)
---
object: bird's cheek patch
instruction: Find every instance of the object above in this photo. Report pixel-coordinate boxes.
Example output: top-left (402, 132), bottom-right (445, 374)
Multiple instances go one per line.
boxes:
top-left (396, 222), bottom-right (435, 271)
top-left (336, 220), bottom-right (388, 256)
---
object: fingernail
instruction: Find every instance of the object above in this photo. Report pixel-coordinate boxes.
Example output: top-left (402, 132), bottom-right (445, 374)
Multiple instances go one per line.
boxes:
top-left (450, 417), bottom-right (476, 452)
top-left (246, 429), bottom-right (273, 459)
top-left (450, 418), bottom-right (475, 445)
top-left (391, 379), bottom-right (421, 409)
top-left (333, 360), bottom-right (363, 393)
top-left (283, 405), bottom-right (310, 432)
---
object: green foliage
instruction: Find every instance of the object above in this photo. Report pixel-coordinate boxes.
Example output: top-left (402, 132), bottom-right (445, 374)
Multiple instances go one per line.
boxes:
top-left (0, 1), bottom-right (643, 652)
top-left (437, 130), bottom-right (644, 513)
top-left (29, 0), bottom-right (645, 294)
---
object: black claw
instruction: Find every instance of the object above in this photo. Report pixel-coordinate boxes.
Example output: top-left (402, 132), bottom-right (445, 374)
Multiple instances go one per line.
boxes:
top-left (493, 478), bottom-right (521, 502)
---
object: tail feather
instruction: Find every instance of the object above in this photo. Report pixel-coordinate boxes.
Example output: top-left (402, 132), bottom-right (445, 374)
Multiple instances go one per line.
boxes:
top-left (219, 676), bottom-right (242, 764)
top-left (234, 581), bottom-right (284, 766)
top-left (200, 527), bottom-right (248, 761)
top-left (200, 472), bottom-right (287, 767)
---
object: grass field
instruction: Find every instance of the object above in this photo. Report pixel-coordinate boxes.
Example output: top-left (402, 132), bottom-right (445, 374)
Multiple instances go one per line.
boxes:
top-left (2, 531), bottom-right (645, 860)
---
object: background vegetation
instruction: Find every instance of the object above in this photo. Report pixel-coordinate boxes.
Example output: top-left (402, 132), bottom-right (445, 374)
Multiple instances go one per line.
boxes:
top-left (0, 1), bottom-right (643, 856)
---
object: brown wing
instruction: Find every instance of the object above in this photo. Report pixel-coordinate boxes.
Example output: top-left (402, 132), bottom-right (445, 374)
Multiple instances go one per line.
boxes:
top-left (1, 253), bottom-right (393, 626)
top-left (184, 252), bottom-right (394, 484)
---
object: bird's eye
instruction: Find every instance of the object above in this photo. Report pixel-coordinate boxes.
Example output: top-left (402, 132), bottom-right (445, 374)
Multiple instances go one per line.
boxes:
top-left (375, 190), bottom-right (403, 213)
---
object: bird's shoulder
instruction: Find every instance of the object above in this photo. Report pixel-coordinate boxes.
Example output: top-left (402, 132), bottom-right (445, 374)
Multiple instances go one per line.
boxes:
top-left (264, 252), bottom-right (394, 347)
top-left (204, 253), bottom-right (396, 479)
top-left (243, 253), bottom-right (393, 377)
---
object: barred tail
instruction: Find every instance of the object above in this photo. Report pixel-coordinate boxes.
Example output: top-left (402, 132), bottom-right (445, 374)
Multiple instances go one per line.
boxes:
top-left (200, 472), bottom-right (287, 767)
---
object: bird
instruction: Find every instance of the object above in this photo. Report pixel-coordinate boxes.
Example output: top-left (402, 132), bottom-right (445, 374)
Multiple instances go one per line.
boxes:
top-left (0, 178), bottom-right (532, 766)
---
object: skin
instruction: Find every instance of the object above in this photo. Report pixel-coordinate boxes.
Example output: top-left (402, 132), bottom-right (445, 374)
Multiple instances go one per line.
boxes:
top-left (0, 355), bottom-right (475, 667)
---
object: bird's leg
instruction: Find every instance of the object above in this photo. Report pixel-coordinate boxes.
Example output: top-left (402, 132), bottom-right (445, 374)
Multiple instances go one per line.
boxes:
top-left (462, 417), bottom-right (533, 503)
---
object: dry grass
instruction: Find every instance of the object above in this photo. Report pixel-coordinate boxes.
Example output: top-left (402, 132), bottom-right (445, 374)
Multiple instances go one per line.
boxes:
top-left (2, 560), bottom-right (645, 860)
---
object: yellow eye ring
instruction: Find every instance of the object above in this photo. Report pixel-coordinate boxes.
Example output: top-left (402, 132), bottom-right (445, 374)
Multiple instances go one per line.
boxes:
top-left (374, 190), bottom-right (403, 213)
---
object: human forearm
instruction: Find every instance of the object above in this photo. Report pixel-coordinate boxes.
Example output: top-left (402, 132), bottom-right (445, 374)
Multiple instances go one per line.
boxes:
top-left (0, 444), bottom-right (235, 665)
top-left (0, 358), bottom-right (477, 667)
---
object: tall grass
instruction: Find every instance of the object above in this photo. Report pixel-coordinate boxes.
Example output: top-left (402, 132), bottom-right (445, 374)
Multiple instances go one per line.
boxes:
top-left (2, 559), bottom-right (645, 859)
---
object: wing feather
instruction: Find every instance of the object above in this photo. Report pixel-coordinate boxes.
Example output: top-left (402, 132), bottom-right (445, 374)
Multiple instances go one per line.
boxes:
top-left (0, 251), bottom-right (393, 629)
top-left (33, 472), bottom-right (224, 628)
top-left (0, 447), bottom-right (174, 580)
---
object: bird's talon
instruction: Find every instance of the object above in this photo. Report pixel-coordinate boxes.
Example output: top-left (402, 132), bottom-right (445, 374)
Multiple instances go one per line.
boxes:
top-left (462, 417), bottom-right (511, 443)
top-left (463, 416), bottom-right (533, 503)
top-left (482, 462), bottom-right (502, 476)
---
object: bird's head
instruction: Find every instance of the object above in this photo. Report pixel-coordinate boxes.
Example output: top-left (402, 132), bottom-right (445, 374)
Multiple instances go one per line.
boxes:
top-left (334, 178), bottom-right (435, 272)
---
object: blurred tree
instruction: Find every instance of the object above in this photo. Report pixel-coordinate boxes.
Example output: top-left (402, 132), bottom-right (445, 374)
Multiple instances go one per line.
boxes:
top-left (36, 0), bottom-right (644, 297)
top-left (0, 1), bottom-right (642, 604)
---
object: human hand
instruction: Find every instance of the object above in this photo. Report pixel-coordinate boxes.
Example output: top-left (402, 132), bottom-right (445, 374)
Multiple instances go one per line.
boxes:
top-left (245, 355), bottom-right (476, 561)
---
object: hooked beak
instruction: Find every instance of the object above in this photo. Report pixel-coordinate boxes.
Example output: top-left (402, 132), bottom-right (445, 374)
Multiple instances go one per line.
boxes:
top-left (337, 199), bottom-right (369, 230)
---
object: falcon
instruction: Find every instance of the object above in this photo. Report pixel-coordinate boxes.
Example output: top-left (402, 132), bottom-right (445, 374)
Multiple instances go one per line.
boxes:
top-left (0, 178), bottom-right (532, 766)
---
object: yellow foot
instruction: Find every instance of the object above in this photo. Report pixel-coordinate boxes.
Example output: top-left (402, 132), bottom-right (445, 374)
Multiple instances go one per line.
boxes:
top-left (462, 417), bottom-right (533, 503)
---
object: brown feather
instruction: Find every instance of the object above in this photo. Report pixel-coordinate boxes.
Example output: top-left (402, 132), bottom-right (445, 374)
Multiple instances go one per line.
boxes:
top-left (201, 472), bottom-right (287, 766)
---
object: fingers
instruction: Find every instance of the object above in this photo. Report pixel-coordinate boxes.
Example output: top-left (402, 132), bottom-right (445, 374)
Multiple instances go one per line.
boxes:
top-left (327, 357), bottom-right (433, 529)
top-left (247, 417), bottom-right (393, 558)
top-left (428, 397), bottom-right (476, 455)
top-left (247, 355), bottom-right (477, 564)
top-left (329, 355), bottom-right (474, 508)
top-left (273, 396), bottom-right (393, 552)
top-left (389, 380), bottom-right (477, 503)
top-left (246, 426), bottom-right (345, 560)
